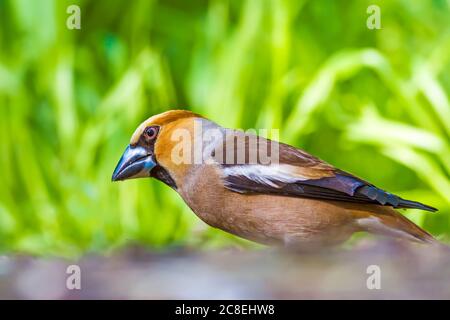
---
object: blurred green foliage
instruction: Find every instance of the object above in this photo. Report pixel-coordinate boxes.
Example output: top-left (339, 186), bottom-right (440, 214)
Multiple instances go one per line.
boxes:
top-left (0, 0), bottom-right (449, 256)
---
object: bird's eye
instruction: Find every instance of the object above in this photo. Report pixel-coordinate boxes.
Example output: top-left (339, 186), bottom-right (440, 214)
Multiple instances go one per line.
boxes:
top-left (144, 126), bottom-right (158, 140)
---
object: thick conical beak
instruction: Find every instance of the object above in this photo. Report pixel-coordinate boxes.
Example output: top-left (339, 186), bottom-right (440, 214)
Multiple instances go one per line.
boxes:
top-left (112, 145), bottom-right (156, 181)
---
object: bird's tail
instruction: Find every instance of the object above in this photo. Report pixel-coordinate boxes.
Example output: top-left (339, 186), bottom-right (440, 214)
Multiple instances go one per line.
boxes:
top-left (355, 206), bottom-right (440, 246)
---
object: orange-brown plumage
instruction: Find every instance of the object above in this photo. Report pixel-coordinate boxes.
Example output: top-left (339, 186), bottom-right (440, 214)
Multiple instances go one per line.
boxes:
top-left (113, 110), bottom-right (439, 248)
top-left (130, 110), bottom-right (202, 145)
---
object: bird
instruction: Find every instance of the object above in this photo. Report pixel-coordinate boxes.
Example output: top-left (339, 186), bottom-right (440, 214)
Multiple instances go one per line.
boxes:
top-left (112, 109), bottom-right (439, 248)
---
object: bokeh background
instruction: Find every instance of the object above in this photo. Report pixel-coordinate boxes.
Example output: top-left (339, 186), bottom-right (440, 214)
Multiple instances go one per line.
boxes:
top-left (0, 0), bottom-right (449, 257)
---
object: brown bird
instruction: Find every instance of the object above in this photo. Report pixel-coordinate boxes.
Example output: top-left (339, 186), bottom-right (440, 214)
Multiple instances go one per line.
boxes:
top-left (112, 110), bottom-right (438, 248)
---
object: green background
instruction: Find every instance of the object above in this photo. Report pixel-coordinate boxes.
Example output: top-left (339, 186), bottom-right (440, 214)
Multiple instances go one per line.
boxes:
top-left (0, 0), bottom-right (449, 256)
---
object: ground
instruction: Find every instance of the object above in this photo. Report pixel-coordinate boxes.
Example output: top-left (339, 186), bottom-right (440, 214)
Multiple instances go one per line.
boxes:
top-left (0, 240), bottom-right (449, 299)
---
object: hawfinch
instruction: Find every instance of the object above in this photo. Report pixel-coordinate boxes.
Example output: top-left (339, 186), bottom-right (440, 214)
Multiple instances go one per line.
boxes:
top-left (112, 110), bottom-right (438, 248)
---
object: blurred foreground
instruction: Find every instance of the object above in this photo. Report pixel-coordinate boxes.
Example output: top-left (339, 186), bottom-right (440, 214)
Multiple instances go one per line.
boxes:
top-left (1, 241), bottom-right (449, 299)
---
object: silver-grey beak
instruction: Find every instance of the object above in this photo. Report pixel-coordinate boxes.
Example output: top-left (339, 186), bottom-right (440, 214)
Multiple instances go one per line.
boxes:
top-left (112, 145), bottom-right (156, 181)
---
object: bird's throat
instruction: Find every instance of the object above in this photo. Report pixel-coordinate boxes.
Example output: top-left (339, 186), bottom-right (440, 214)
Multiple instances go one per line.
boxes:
top-left (151, 166), bottom-right (177, 190)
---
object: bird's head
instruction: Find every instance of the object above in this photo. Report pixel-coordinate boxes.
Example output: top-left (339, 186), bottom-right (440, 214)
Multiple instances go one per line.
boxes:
top-left (111, 110), bottom-right (202, 185)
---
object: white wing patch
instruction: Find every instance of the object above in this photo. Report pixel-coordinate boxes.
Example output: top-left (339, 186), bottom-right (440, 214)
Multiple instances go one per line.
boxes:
top-left (222, 164), bottom-right (309, 188)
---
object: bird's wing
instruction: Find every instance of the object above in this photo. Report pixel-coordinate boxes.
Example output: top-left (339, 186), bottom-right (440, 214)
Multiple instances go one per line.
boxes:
top-left (219, 132), bottom-right (437, 212)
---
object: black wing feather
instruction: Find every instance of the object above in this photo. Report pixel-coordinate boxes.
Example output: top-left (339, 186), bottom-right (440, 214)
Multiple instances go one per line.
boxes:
top-left (223, 171), bottom-right (437, 212)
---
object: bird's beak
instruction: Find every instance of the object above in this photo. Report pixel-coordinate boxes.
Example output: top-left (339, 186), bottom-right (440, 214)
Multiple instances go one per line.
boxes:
top-left (111, 145), bottom-right (156, 181)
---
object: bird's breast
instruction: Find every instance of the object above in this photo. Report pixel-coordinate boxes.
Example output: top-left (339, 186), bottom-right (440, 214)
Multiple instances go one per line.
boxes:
top-left (177, 164), bottom-right (358, 247)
